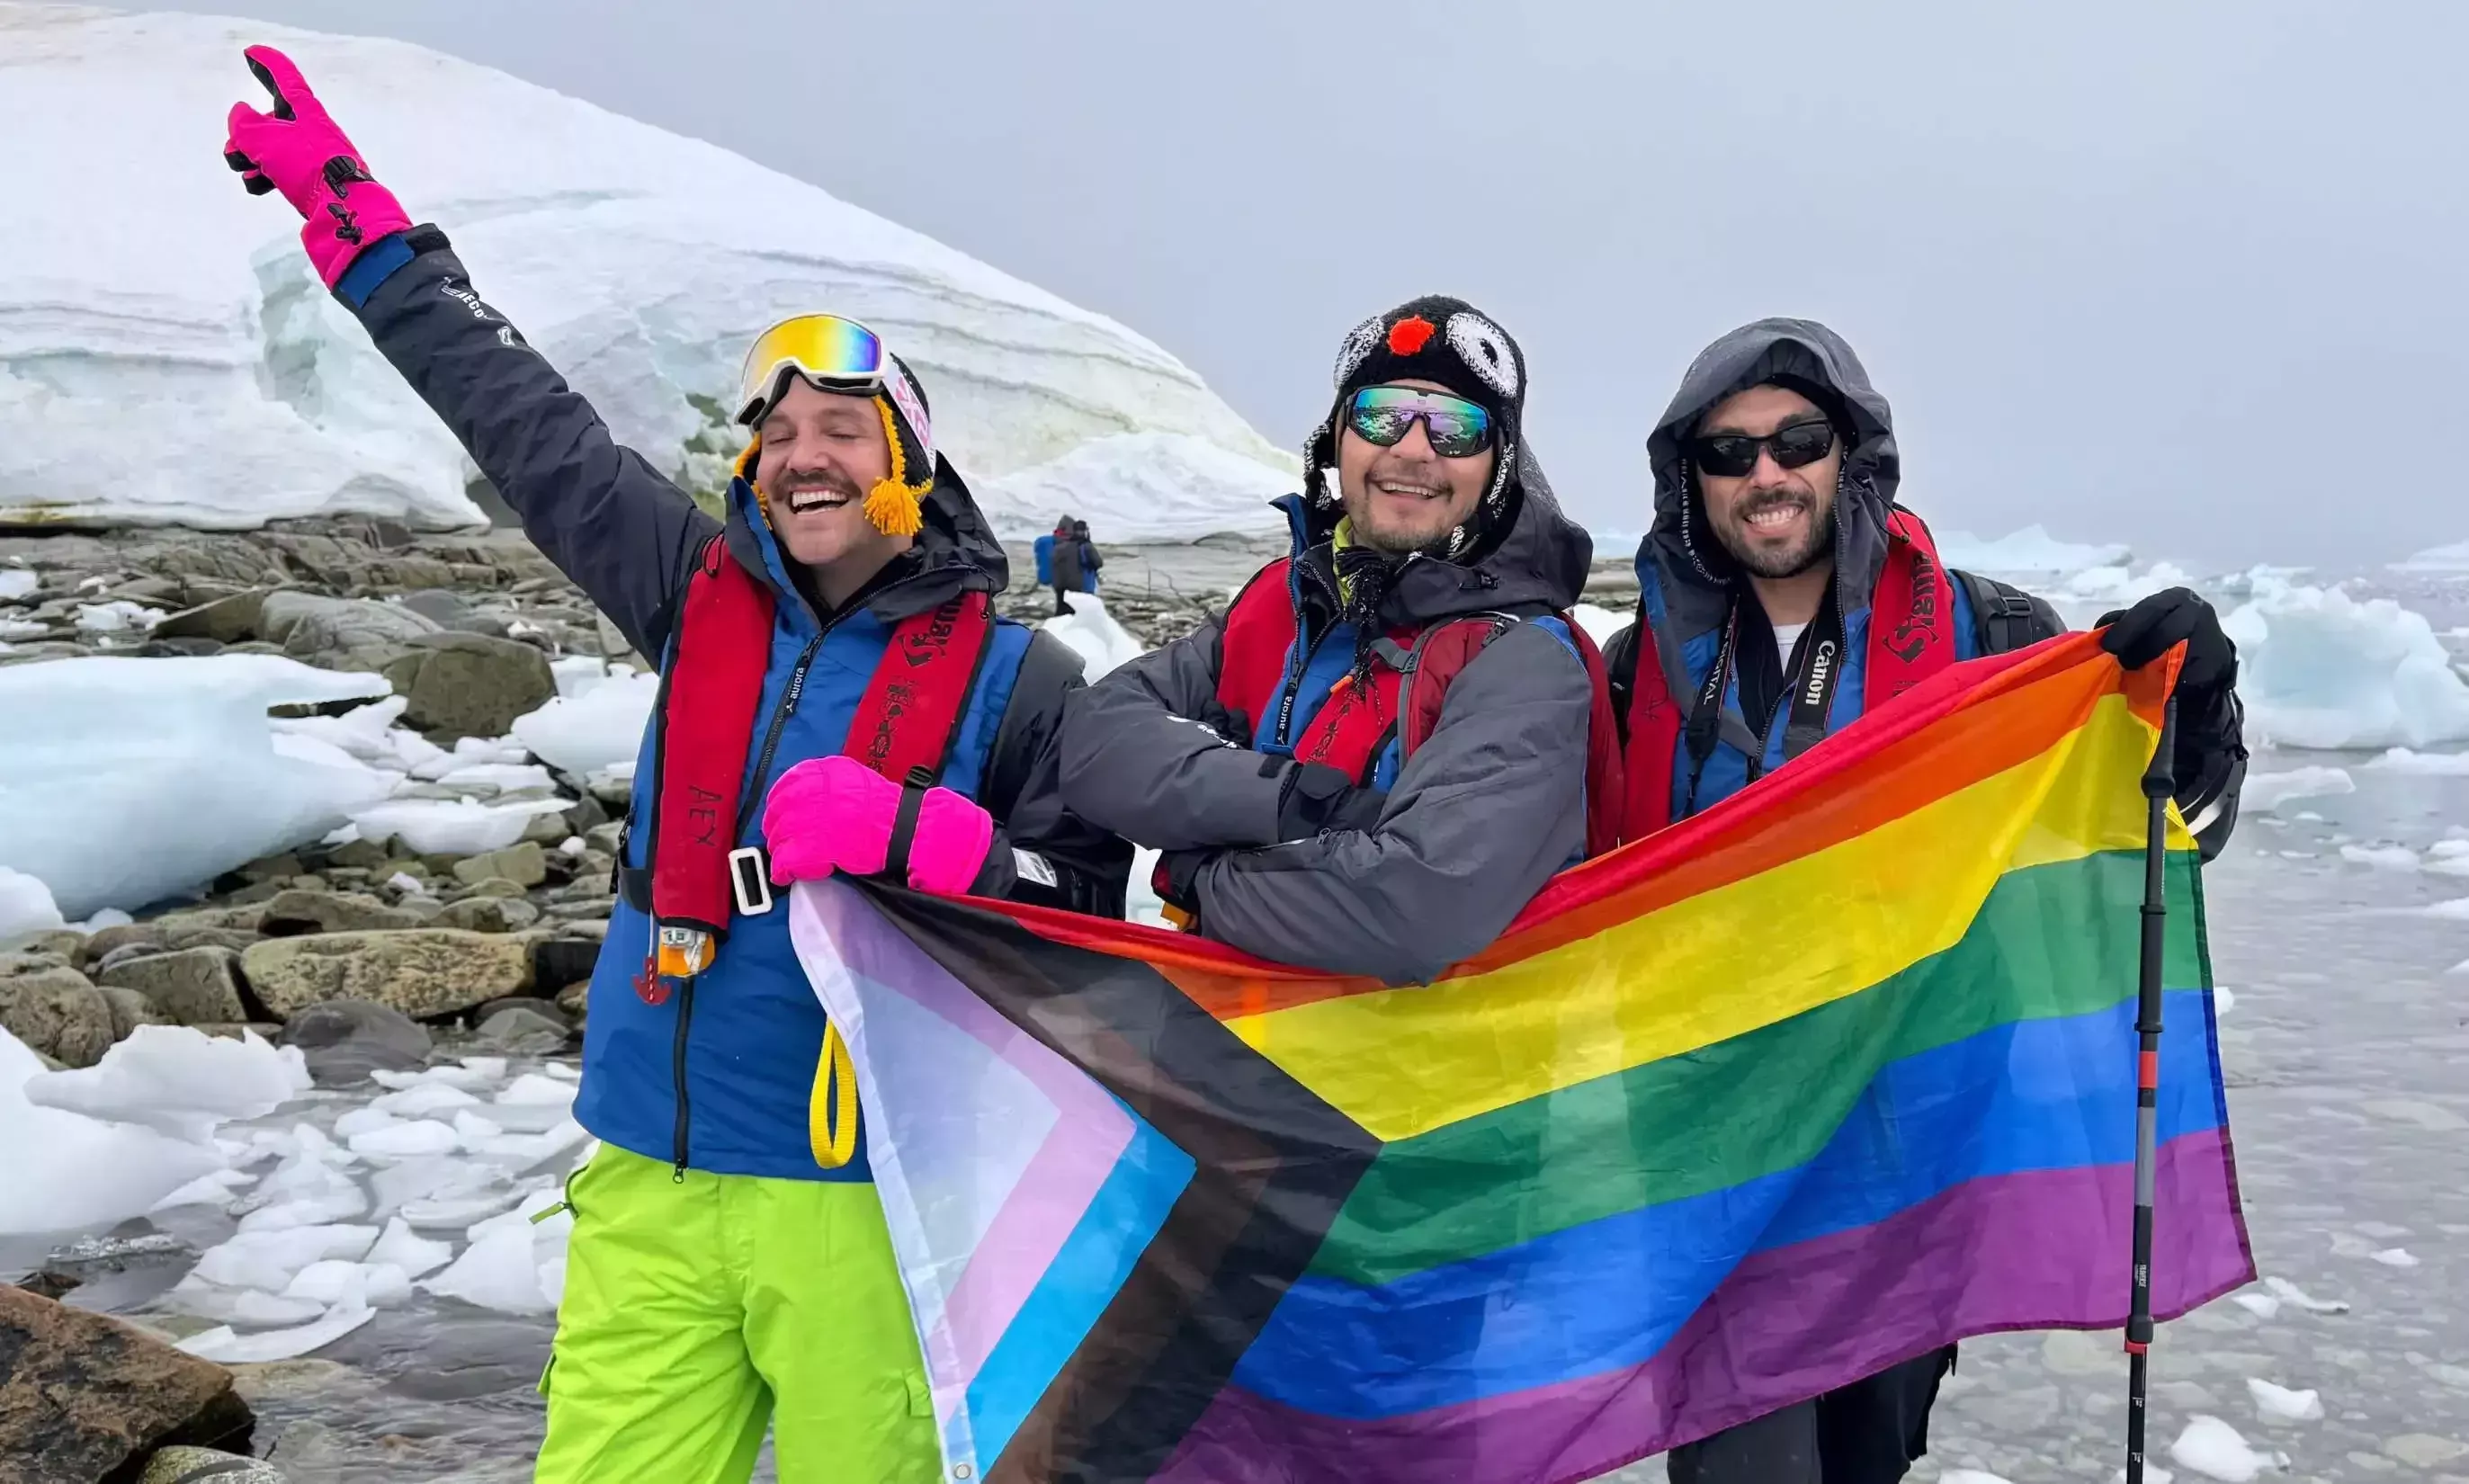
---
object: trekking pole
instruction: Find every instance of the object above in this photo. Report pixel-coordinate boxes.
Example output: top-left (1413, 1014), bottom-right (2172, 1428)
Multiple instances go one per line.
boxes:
top-left (2124, 692), bottom-right (2178, 1484)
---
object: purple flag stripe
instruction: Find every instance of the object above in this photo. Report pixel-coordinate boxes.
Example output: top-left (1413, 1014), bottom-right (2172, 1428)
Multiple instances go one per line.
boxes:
top-left (1157, 1129), bottom-right (2252, 1484)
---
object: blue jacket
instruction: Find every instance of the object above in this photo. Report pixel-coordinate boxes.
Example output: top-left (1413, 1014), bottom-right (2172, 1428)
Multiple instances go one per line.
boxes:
top-left (343, 228), bottom-right (1130, 1180)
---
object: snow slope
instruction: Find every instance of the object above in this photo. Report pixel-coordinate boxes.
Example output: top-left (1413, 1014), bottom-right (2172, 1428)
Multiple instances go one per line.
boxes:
top-left (0, 5), bottom-right (1293, 539)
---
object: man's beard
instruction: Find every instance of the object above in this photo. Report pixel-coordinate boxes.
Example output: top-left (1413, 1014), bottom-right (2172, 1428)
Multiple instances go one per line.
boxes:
top-left (1713, 493), bottom-right (1836, 579)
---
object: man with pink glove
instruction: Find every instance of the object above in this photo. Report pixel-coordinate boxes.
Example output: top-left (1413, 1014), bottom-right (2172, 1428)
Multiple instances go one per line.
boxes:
top-left (226, 46), bottom-right (1128, 1483)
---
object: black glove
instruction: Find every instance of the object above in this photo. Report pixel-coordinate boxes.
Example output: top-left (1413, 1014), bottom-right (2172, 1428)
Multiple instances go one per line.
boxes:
top-left (2098, 587), bottom-right (2235, 694)
top-left (1276, 761), bottom-right (1388, 842)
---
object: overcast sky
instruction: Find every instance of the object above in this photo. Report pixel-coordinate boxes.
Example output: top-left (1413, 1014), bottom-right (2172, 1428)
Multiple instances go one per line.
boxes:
top-left (165, 0), bottom-right (2469, 568)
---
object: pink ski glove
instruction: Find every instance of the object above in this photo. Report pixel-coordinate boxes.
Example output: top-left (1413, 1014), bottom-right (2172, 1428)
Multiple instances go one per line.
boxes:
top-left (222, 46), bottom-right (414, 289)
top-left (763, 755), bottom-right (995, 898)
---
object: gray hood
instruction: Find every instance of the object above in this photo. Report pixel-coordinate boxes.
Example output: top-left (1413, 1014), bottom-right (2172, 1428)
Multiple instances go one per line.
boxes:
top-left (1640, 317), bottom-right (1900, 633)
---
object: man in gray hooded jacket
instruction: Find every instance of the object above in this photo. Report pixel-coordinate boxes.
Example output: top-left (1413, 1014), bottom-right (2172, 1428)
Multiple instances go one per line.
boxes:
top-left (1060, 296), bottom-right (1602, 986)
top-left (1607, 317), bottom-right (2250, 1483)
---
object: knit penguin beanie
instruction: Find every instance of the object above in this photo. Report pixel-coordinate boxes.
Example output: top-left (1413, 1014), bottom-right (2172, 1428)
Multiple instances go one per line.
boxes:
top-left (1303, 294), bottom-right (1528, 560)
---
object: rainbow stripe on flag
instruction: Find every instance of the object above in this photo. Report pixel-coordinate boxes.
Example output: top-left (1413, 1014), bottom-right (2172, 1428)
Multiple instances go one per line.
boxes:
top-left (788, 632), bottom-right (2252, 1484)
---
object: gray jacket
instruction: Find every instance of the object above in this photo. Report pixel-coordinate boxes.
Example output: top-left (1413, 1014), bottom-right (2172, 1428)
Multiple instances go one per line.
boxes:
top-left (1060, 448), bottom-right (1596, 986)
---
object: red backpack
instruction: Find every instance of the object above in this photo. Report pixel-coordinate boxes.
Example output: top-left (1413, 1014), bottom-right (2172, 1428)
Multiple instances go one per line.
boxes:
top-left (1215, 558), bottom-right (1625, 859)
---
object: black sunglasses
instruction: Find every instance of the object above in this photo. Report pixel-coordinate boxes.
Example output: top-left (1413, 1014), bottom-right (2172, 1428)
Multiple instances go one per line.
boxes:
top-left (1686, 419), bottom-right (1837, 479)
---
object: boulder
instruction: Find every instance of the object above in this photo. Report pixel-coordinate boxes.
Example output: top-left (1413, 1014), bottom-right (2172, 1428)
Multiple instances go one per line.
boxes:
top-left (96, 948), bottom-right (250, 1026)
top-left (554, 980), bottom-right (590, 1022)
top-left (257, 889), bottom-right (425, 936)
top-left (382, 632), bottom-right (555, 739)
top-left (459, 878), bottom-right (531, 902)
top-left (324, 838), bottom-right (393, 872)
top-left (257, 590), bottom-right (439, 670)
top-left (0, 928), bottom-right (87, 963)
top-left (97, 986), bottom-right (168, 1041)
top-left (394, 588), bottom-right (477, 630)
top-left (0, 1287), bottom-right (253, 1477)
top-left (0, 963), bottom-right (115, 1068)
top-left (132, 636), bottom-right (226, 658)
top-left (584, 822), bottom-right (623, 857)
top-left (436, 897), bottom-right (541, 934)
top-left (276, 998), bottom-right (434, 1086)
top-left (150, 586), bottom-right (273, 645)
top-left (564, 794), bottom-right (611, 833)
top-left (532, 939), bottom-right (604, 994)
top-left (453, 843), bottom-right (546, 890)
top-left (521, 809), bottom-right (575, 846)
top-left (235, 854), bottom-right (303, 884)
top-left (242, 931), bottom-right (533, 1021)
top-left (472, 1004), bottom-right (570, 1056)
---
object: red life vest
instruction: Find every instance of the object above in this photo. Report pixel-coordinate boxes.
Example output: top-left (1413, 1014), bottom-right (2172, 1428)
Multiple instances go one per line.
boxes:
top-left (1615, 507), bottom-right (1954, 843)
top-left (644, 534), bottom-right (993, 979)
top-left (1215, 557), bottom-right (1625, 859)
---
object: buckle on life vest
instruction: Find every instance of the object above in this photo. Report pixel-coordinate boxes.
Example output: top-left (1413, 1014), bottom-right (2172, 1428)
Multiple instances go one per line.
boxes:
top-left (728, 846), bottom-right (774, 916)
top-left (655, 925), bottom-right (714, 979)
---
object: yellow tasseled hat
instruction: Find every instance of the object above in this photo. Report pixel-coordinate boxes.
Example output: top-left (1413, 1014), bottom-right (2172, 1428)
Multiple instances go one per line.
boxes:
top-left (738, 334), bottom-right (939, 540)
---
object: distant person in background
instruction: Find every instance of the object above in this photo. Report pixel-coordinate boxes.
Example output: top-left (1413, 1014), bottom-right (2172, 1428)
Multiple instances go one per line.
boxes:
top-left (1051, 514), bottom-right (1088, 614)
top-left (1034, 513), bottom-right (1075, 613)
top-left (222, 47), bottom-right (1126, 1484)
top-left (1606, 317), bottom-right (2250, 1484)
top-left (1070, 517), bottom-right (1104, 598)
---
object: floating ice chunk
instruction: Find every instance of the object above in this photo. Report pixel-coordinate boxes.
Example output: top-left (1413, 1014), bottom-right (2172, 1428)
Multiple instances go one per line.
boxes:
top-left (0, 1028), bottom-right (225, 1238)
top-left (2229, 1292), bottom-right (2279, 1319)
top-left (2112, 1469), bottom-right (2175, 1484)
top-left (331, 1107), bottom-right (401, 1140)
top-left (179, 1300), bottom-right (376, 1364)
top-left (435, 761), bottom-right (559, 794)
top-left (0, 866), bottom-right (65, 941)
top-left (1936, 525), bottom-right (2130, 581)
top-left (283, 1258), bottom-right (413, 1308)
top-left (401, 1190), bottom-right (520, 1229)
top-left (191, 1223), bottom-right (379, 1292)
top-left (21, 1026), bottom-right (304, 1142)
top-left (512, 673), bottom-right (657, 777)
top-left (541, 1062), bottom-right (580, 1082)
top-left (2261, 1276), bottom-right (2349, 1313)
top-left (2371, 1247), bottom-right (2420, 1267)
top-left (2365, 746), bottom-right (2469, 774)
top-left (371, 1083), bottom-right (480, 1118)
top-left (453, 1109), bottom-right (505, 1145)
top-left (2245, 1378), bottom-right (2323, 1422)
top-left (496, 1072), bottom-right (579, 1108)
top-left (2394, 539), bottom-right (2469, 573)
top-left (2421, 898), bottom-right (2469, 921)
top-left (346, 1119), bottom-right (461, 1159)
top-left (2340, 844), bottom-right (2420, 871)
top-left (2169, 1415), bottom-right (2279, 1480)
top-left (468, 1118), bottom-right (593, 1171)
top-left (1041, 596), bottom-right (1149, 683)
top-left (460, 1056), bottom-right (510, 1080)
top-left (557, 836), bottom-right (587, 857)
top-left (2214, 987), bottom-right (2237, 1015)
top-left (423, 1224), bottom-right (557, 1315)
top-left (0, 657), bottom-right (398, 917)
top-left (1570, 603), bottom-right (1626, 649)
top-left (2221, 575), bottom-right (2469, 749)
top-left (2242, 767), bottom-right (2354, 815)
top-left (0, 568), bottom-right (34, 602)
top-left (349, 795), bottom-right (569, 857)
top-left (1940, 1472), bottom-right (2019, 1484)
top-left (236, 1184), bottom-right (369, 1233)
top-left (367, 1216), bottom-right (454, 1281)
top-left (371, 1060), bottom-right (502, 1093)
top-left (162, 1275), bottom-right (327, 1328)
top-left (152, 1167), bottom-right (255, 1213)
top-left (550, 656), bottom-right (612, 700)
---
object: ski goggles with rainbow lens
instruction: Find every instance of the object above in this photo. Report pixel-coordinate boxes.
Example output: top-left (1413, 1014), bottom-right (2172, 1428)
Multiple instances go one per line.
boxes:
top-left (1345, 386), bottom-right (1496, 460)
top-left (1686, 418), bottom-right (1838, 478)
top-left (734, 314), bottom-right (889, 426)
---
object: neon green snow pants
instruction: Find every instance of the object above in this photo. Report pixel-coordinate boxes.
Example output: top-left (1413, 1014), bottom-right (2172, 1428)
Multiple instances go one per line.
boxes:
top-left (534, 1143), bottom-right (941, 1483)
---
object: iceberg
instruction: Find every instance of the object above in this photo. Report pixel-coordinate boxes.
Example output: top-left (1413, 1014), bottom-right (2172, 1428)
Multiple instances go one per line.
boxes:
top-left (510, 671), bottom-right (658, 778)
top-left (0, 655), bottom-right (397, 918)
top-left (2393, 539), bottom-right (2469, 574)
top-left (1935, 525), bottom-right (2130, 582)
top-left (2221, 572), bottom-right (2469, 750)
top-left (0, 5), bottom-right (1291, 539)
top-left (0, 1026), bottom-right (226, 1239)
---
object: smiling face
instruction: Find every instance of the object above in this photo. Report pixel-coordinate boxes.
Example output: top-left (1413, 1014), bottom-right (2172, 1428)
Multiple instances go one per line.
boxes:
top-left (1693, 383), bottom-right (1843, 580)
top-left (752, 378), bottom-right (909, 574)
top-left (1336, 379), bottom-right (1496, 554)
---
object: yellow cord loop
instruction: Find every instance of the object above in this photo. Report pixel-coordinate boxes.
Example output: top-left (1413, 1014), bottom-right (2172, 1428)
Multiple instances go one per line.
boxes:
top-left (810, 1022), bottom-right (861, 1169)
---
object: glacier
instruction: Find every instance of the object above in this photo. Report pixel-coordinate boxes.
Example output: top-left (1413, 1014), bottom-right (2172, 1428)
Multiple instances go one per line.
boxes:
top-left (0, 4), bottom-right (1293, 539)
